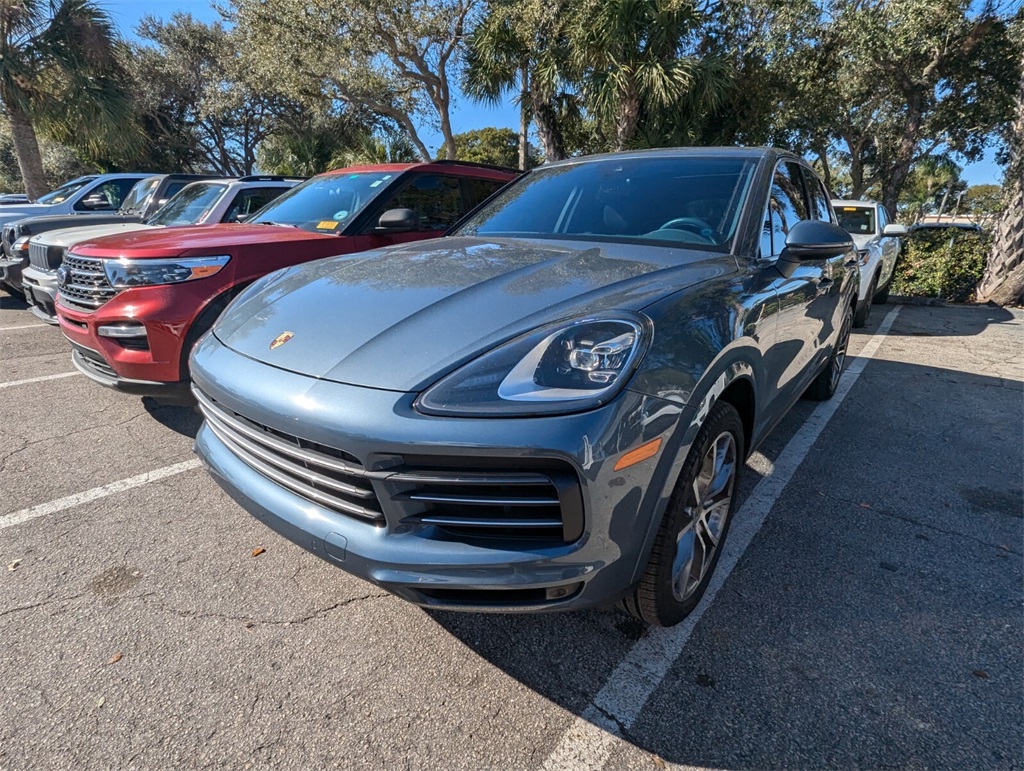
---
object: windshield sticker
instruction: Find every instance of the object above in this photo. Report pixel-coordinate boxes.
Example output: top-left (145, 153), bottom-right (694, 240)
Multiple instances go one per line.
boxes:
top-left (52, 197), bottom-right (65, 203)
top-left (370, 181), bottom-right (383, 188)
top-left (332, 210), bottom-right (349, 219)
top-left (842, 207), bottom-right (858, 211)
top-left (317, 220), bottom-right (339, 230)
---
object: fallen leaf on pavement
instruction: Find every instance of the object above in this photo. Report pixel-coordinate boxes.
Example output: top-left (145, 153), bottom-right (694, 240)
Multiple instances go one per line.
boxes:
top-left (973, 669), bottom-right (989, 679)
top-left (858, 502), bottom-right (872, 509)
top-left (652, 756), bottom-right (667, 769)
top-left (96, 697), bottom-right (105, 709)
top-left (7, 559), bottom-right (21, 572)
top-left (108, 653), bottom-right (122, 665)
top-left (251, 547), bottom-right (266, 558)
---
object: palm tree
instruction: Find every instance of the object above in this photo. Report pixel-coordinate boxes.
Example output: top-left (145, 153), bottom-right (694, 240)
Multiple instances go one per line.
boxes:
top-left (0, 0), bottom-right (139, 199)
top-left (465, 0), bottom-right (577, 165)
top-left (571, 0), bottom-right (731, 150)
top-left (978, 45), bottom-right (1023, 306)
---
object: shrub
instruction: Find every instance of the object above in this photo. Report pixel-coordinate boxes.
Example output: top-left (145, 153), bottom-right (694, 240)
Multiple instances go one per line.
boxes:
top-left (890, 229), bottom-right (990, 302)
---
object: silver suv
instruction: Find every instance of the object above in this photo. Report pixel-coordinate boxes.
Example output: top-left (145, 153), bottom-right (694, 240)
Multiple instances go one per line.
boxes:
top-left (21, 176), bottom-right (300, 323)
top-left (832, 199), bottom-right (907, 327)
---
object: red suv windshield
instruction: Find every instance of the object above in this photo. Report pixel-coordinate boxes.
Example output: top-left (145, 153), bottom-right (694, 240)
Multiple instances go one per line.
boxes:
top-left (250, 172), bottom-right (398, 234)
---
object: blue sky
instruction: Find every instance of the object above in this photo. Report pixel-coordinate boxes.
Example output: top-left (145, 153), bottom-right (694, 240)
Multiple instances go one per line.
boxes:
top-left (111, 1), bottom-right (1003, 186)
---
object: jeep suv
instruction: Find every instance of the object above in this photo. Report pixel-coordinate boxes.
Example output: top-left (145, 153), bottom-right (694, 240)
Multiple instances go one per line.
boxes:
top-left (22, 176), bottom-right (300, 323)
top-left (56, 161), bottom-right (518, 403)
top-left (1, 173), bottom-right (212, 295)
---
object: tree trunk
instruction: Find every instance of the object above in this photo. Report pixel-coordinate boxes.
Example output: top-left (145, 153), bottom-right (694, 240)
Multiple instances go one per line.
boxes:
top-left (978, 50), bottom-right (1024, 306)
top-left (615, 80), bottom-right (640, 151)
top-left (532, 97), bottom-right (566, 162)
top-left (7, 104), bottom-right (48, 200)
top-left (519, 64), bottom-right (531, 171)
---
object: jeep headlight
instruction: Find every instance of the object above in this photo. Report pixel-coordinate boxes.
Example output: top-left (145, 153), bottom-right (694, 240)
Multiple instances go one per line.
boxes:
top-left (416, 314), bottom-right (650, 417)
top-left (104, 255), bottom-right (230, 288)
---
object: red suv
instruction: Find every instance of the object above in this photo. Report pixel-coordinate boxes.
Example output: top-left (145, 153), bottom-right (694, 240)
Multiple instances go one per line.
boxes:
top-left (56, 161), bottom-right (517, 403)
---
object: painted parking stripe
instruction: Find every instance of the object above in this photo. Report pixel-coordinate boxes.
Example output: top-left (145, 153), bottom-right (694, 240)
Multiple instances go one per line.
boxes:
top-left (0, 323), bottom-right (48, 332)
top-left (0, 459), bottom-right (202, 532)
top-left (540, 307), bottom-right (902, 771)
top-left (0, 371), bottom-right (80, 389)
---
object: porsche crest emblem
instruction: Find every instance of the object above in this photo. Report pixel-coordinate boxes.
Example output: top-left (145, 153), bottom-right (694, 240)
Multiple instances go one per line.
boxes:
top-left (269, 331), bottom-right (294, 350)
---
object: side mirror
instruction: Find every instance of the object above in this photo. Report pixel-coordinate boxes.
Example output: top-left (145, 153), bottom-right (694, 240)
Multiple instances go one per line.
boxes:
top-left (231, 212), bottom-right (251, 224)
top-left (882, 223), bottom-right (908, 237)
top-left (775, 220), bottom-right (854, 278)
top-left (80, 193), bottom-right (111, 210)
top-left (377, 208), bottom-right (419, 232)
top-left (781, 220), bottom-right (854, 262)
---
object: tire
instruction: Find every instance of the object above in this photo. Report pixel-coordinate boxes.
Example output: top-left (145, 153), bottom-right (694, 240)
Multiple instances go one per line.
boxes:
top-left (852, 274), bottom-right (876, 328)
top-left (872, 279), bottom-right (891, 304)
top-left (805, 303), bottom-right (853, 402)
top-left (623, 401), bottom-right (745, 627)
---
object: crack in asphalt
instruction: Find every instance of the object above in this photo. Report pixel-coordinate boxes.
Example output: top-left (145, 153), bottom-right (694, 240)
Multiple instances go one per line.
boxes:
top-left (819, 490), bottom-right (1024, 556)
top-left (141, 591), bottom-right (392, 626)
top-left (0, 593), bottom-right (87, 618)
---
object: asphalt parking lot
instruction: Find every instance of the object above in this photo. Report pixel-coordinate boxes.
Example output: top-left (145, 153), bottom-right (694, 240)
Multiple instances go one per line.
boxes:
top-left (1, 293), bottom-right (1021, 769)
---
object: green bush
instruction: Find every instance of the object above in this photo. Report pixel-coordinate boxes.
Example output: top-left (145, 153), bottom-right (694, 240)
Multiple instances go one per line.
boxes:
top-left (890, 229), bottom-right (990, 302)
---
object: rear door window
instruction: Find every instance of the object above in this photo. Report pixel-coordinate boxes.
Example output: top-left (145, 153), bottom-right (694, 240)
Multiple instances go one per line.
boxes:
top-left (462, 177), bottom-right (508, 214)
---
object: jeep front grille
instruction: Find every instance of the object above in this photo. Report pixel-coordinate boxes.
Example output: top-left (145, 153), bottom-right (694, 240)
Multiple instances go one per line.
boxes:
top-left (194, 387), bottom-right (385, 525)
top-left (59, 254), bottom-right (120, 310)
top-left (28, 242), bottom-right (65, 270)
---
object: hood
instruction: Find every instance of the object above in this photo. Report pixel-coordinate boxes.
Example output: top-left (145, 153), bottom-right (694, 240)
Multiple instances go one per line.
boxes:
top-left (214, 236), bottom-right (735, 392)
top-left (35, 222), bottom-right (156, 248)
top-left (70, 222), bottom-right (335, 259)
top-left (849, 232), bottom-right (877, 250)
top-left (9, 212), bottom-right (141, 236)
top-left (0, 204), bottom-right (56, 226)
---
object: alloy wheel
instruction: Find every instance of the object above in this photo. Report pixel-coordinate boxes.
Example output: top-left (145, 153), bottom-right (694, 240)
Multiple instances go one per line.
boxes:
top-left (672, 430), bottom-right (737, 602)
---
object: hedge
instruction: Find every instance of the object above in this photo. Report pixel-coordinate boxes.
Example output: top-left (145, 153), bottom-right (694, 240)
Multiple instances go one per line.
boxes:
top-left (890, 229), bottom-right (990, 302)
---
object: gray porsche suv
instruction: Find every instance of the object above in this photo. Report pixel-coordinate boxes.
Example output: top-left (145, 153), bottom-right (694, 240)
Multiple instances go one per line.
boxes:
top-left (190, 147), bottom-right (857, 627)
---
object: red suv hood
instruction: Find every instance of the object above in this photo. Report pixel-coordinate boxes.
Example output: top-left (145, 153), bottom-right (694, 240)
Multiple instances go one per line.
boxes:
top-left (69, 223), bottom-right (337, 259)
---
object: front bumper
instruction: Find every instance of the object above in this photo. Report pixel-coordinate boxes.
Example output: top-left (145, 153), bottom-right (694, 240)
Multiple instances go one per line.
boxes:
top-left (0, 253), bottom-right (27, 292)
top-left (21, 266), bottom-right (58, 323)
top-left (56, 283), bottom-right (203, 402)
top-left (191, 333), bottom-right (695, 613)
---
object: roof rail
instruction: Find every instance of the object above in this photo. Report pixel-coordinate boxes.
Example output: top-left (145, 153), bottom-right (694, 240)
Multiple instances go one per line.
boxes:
top-left (430, 159), bottom-right (522, 174)
top-left (237, 175), bottom-right (308, 183)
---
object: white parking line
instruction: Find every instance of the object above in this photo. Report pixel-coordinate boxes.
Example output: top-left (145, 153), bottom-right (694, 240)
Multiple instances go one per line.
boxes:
top-left (0, 371), bottom-right (80, 389)
top-left (540, 307), bottom-right (901, 771)
top-left (0, 459), bottom-right (202, 532)
top-left (0, 323), bottom-right (48, 332)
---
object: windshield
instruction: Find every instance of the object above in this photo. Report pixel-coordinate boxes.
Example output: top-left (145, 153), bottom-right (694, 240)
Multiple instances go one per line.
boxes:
top-left (835, 205), bottom-right (875, 235)
top-left (120, 177), bottom-right (161, 215)
top-left (36, 176), bottom-right (97, 205)
top-left (250, 172), bottom-right (398, 233)
top-left (455, 157), bottom-right (756, 250)
top-left (147, 182), bottom-right (228, 226)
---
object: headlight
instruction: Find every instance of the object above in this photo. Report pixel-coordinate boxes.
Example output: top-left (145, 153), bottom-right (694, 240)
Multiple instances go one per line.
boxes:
top-left (857, 248), bottom-right (870, 265)
top-left (12, 236), bottom-right (31, 253)
top-left (103, 255), bottom-right (230, 288)
top-left (415, 314), bottom-right (650, 417)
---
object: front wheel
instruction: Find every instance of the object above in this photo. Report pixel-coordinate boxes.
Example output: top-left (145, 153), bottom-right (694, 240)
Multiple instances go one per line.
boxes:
top-left (805, 303), bottom-right (853, 401)
top-left (872, 279), bottom-right (891, 304)
top-left (623, 401), bottom-right (745, 627)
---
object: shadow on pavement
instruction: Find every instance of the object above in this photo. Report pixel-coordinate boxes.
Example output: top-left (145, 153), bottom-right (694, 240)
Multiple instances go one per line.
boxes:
top-left (426, 345), bottom-right (1023, 767)
top-left (141, 396), bottom-right (203, 438)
